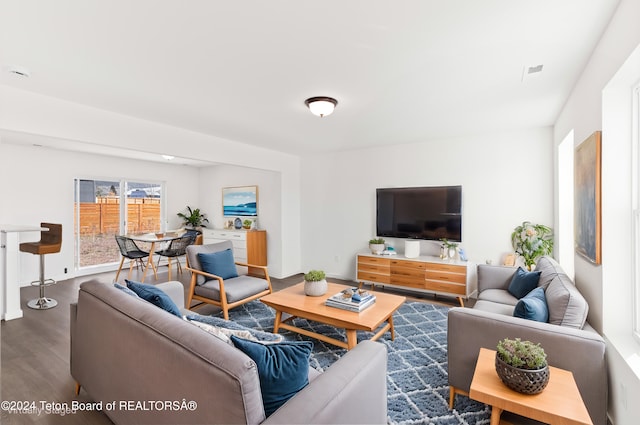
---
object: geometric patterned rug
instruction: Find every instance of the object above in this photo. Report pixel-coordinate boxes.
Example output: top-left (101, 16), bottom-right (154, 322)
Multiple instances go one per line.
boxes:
top-left (223, 300), bottom-right (491, 424)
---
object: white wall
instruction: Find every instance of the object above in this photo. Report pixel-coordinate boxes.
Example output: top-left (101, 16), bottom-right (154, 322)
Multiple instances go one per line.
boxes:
top-left (300, 127), bottom-right (554, 280)
top-left (198, 164), bottom-right (284, 277)
top-left (0, 142), bottom-right (199, 283)
top-left (0, 86), bottom-right (303, 279)
top-left (553, 0), bottom-right (640, 423)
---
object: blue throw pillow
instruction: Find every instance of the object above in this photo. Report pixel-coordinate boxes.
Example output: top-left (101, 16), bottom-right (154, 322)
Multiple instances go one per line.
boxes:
top-left (507, 267), bottom-right (542, 299)
top-left (230, 335), bottom-right (312, 417)
top-left (197, 249), bottom-right (239, 280)
top-left (514, 287), bottom-right (549, 322)
top-left (125, 279), bottom-right (182, 318)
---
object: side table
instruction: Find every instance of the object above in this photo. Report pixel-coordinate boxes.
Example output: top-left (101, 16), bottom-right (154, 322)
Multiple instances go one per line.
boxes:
top-left (469, 348), bottom-right (592, 425)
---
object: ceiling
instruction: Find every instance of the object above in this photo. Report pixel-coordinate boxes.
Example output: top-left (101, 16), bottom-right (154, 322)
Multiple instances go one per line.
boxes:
top-left (0, 0), bottom-right (620, 160)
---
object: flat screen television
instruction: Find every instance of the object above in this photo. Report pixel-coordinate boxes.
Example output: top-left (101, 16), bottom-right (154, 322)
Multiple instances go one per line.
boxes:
top-left (376, 185), bottom-right (462, 242)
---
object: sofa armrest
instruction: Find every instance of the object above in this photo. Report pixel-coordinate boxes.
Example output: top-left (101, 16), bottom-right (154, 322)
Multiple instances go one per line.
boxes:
top-left (156, 281), bottom-right (185, 310)
top-left (264, 340), bottom-right (387, 424)
top-left (447, 307), bottom-right (607, 425)
top-left (477, 264), bottom-right (516, 293)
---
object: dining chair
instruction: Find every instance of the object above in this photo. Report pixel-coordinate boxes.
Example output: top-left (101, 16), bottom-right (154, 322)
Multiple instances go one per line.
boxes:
top-left (185, 241), bottom-right (272, 319)
top-left (115, 235), bottom-right (157, 282)
top-left (156, 233), bottom-right (197, 277)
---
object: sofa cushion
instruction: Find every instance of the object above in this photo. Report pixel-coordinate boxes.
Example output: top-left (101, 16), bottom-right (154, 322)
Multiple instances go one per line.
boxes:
top-left (194, 275), bottom-right (269, 303)
top-left (198, 249), bottom-right (239, 280)
top-left (473, 299), bottom-right (516, 316)
top-left (477, 289), bottom-right (519, 306)
top-left (125, 279), bottom-right (182, 317)
top-left (513, 287), bottom-right (549, 322)
top-left (507, 267), bottom-right (542, 299)
top-left (230, 336), bottom-right (313, 417)
top-left (545, 274), bottom-right (589, 328)
top-left (535, 256), bottom-right (567, 290)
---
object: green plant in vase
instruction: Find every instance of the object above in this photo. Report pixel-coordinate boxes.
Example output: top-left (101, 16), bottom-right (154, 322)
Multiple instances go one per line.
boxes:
top-left (511, 221), bottom-right (553, 270)
top-left (177, 206), bottom-right (209, 228)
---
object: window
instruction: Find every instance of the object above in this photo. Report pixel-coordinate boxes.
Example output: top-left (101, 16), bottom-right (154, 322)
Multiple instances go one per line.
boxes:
top-left (74, 178), bottom-right (165, 270)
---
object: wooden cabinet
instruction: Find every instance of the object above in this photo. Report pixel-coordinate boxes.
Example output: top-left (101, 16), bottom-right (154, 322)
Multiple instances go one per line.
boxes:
top-left (357, 253), bottom-right (470, 305)
top-left (202, 229), bottom-right (267, 274)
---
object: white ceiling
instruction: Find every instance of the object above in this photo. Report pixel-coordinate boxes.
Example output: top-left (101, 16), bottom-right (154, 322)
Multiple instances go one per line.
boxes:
top-left (0, 0), bottom-right (620, 159)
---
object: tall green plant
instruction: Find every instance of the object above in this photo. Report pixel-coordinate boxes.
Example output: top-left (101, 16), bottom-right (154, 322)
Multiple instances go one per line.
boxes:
top-left (177, 206), bottom-right (209, 228)
top-left (511, 221), bottom-right (553, 270)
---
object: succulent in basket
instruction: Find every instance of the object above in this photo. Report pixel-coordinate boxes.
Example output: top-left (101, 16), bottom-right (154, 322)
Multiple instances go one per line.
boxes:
top-left (496, 338), bottom-right (547, 369)
top-left (495, 337), bottom-right (550, 394)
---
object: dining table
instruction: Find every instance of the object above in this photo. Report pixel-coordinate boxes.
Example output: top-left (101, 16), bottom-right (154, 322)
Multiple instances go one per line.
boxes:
top-left (124, 232), bottom-right (184, 282)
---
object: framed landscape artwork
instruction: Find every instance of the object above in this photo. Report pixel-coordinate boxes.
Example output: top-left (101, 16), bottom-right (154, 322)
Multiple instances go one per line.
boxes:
top-left (223, 186), bottom-right (258, 217)
top-left (574, 131), bottom-right (602, 264)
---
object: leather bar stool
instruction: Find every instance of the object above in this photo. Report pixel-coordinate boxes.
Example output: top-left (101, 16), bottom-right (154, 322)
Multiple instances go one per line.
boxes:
top-left (19, 223), bottom-right (62, 310)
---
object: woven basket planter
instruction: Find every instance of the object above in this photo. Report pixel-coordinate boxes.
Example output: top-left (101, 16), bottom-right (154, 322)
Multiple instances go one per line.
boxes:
top-left (495, 354), bottom-right (550, 394)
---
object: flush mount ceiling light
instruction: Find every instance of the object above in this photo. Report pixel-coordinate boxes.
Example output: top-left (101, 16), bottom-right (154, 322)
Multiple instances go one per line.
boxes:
top-left (161, 154), bottom-right (175, 160)
top-left (304, 96), bottom-right (338, 117)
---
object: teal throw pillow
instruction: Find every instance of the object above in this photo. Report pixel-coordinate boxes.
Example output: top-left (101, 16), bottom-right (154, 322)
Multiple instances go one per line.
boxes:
top-left (197, 249), bottom-right (238, 280)
top-left (125, 279), bottom-right (182, 318)
top-left (514, 287), bottom-right (549, 322)
top-left (230, 335), bottom-right (312, 417)
top-left (507, 267), bottom-right (542, 299)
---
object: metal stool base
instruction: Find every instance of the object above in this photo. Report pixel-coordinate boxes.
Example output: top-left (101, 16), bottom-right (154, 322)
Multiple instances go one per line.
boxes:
top-left (27, 297), bottom-right (58, 310)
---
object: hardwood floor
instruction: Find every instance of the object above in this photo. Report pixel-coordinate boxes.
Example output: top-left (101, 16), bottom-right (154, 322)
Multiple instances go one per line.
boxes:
top-left (1, 265), bottom-right (460, 424)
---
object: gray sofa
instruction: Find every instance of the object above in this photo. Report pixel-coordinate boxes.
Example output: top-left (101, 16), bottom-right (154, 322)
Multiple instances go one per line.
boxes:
top-left (447, 256), bottom-right (607, 425)
top-left (70, 280), bottom-right (388, 424)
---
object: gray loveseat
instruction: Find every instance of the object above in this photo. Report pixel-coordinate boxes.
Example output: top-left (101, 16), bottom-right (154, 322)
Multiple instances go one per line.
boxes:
top-left (447, 256), bottom-right (607, 425)
top-left (70, 280), bottom-right (388, 424)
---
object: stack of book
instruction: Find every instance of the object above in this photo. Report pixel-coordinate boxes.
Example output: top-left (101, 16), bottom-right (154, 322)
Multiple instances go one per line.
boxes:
top-left (325, 288), bottom-right (376, 312)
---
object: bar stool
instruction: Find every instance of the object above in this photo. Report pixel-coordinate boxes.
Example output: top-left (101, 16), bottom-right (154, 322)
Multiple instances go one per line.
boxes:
top-left (19, 223), bottom-right (62, 310)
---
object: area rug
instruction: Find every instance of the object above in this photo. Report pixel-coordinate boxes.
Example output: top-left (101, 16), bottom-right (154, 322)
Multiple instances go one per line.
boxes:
top-left (221, 300), bottom-right (491, 425)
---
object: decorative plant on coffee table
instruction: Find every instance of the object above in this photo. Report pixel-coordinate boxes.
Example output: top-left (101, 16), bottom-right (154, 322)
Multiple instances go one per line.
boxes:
top-left (511, 221), bottom-right (553, 270)
top-left (304, 270), bottom-right (327, 297)
top-left (177, 206), bottom-right (209, 229)
top-left (495, 338), bottom-right (549, 394)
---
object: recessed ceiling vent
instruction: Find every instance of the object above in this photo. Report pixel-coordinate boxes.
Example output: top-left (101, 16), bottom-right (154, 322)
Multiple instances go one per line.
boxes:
top-left (5, 65), bottom-right (31, 78)
top-left (522, 64), bottom-right (543, 82)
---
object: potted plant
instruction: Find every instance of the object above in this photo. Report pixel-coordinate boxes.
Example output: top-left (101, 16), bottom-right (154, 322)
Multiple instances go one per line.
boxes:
top-left (304, 270), bottom-right (327, 296)
top-left (177, 206), bottom-right (209, 229)
top-left (369, 238), bottom-right (386, 255)
top-left (243, 219), bottom-right (253, 230)
top-left (440, 238), bottom-right (459, 260)
top-left (495, 337), bottom-right (549, 394)
top-left (511, 221), bottom-right (553, 270)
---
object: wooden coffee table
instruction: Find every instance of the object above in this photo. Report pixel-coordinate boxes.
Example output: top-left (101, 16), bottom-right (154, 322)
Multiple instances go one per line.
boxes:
top-left (469, 348), bottom-right (593, 425)
top-left (260, 282), bottom-right (405, 350)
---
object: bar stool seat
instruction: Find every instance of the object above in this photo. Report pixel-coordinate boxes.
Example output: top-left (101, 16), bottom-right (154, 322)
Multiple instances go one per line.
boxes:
top-left (19, 223), bottom-right (62, 310)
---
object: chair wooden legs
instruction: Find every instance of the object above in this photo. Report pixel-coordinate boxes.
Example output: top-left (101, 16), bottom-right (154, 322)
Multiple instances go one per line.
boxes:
top-left (115, 257), bottom-right (126, 282)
